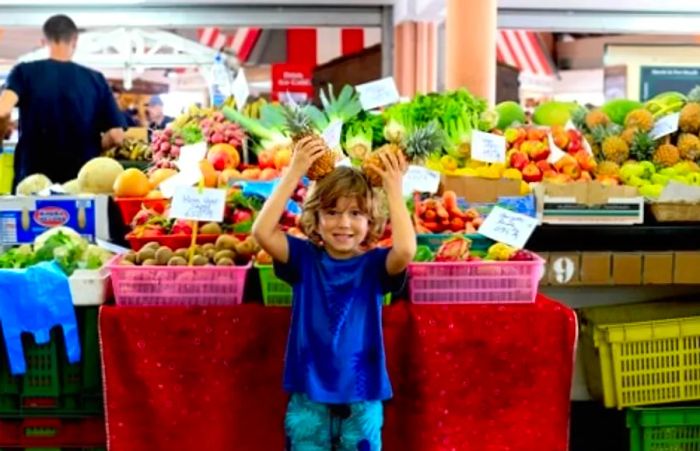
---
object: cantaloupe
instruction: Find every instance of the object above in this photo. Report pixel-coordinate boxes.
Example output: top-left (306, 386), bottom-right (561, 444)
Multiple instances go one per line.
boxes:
top-left (77, 157), bottom-right (124, 194)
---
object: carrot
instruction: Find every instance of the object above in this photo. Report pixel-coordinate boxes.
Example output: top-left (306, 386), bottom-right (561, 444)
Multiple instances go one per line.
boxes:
top-left (442, 190), bottom-right (458, 211)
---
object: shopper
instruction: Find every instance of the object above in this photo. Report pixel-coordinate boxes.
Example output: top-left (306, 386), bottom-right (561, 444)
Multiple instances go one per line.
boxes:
top-left (0, 14), bottom-right (126, 187)
top-left (146, 95), bottom-right (173, 130)
top-left (252, 139), bottom-right (415, 450)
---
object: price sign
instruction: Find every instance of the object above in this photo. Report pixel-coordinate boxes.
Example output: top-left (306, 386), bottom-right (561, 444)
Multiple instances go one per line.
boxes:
top-left (478, 206), bottom-right (539, 249)
top-left (471, 130), bottom-right (506, 164)
top-left (322, 119), bottom-right (343, 149)
top-left (355, 77), bottom-right (400, 111)
top-left (232, 68), bottom-right (250, 111)
top-left (176, 141), bottom-right (207, 170)
top-left (169, 187), bottom-right (226, 222)
top-left (402, 165), bottom-right (441, 196)
top-left (159, 170), bottom-right (201, 199)
top-left (650, 112), bottom-right (680, 140)
top-left (547, 133), bottom-right (568, 163)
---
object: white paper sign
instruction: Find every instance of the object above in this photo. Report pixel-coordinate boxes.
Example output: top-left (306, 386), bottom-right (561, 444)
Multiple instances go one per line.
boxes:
top-left (402, 165), bottom-right (441, 196)
top-left (355, 77), bottom-right (400, 111)
top-left (471, 130), bottom-right (506, 164)
top-left (159, 170), bottom-right (202, 199)
top-left (169, 187), bottom-right (227, 222)
top-left (478, 206), bottom-right (539, 249)
top-left (335, 157), bottom-right (352, 168)
top-left (658, 180), bottom-right (700, 202)
top-left (177, 141), bottom-right (207, 171)
top-left (232, 69), bottom-right (250, 111)
top-left (547, 133), bottom-right (568, 163)
top-left (650, 112), bottom-right (680, 140)
top-left (322, 119), bottom-right (343, 149)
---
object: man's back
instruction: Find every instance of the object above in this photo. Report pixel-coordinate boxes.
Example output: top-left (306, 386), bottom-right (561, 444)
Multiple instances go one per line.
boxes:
top-left (7, 59), bottom-right (124, 184)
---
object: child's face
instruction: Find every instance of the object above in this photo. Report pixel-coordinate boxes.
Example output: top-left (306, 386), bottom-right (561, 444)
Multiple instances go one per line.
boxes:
top-left (317, 196), bottom-right (370, 259)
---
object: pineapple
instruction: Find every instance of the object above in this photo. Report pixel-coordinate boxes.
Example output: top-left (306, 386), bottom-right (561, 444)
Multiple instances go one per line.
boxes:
top-left (585, 110), bottom-right (610, 130)
top-left (624, 109), bottom-right (654, 132)
top-left (362, 122), bottom-right (445, 187)
top-left (677, 133), bottom-right (700, 161)
top-left (679, 102), bottom-right (700, 134)
top-left (620, 127), bottom-right (638, 146)
top-left (629, 131), bottom-right (656, 161)
top-left (595, 161), bottom-right (621, 178)
top-left (653, 143), bottom-right (681, 167)
top-left (282, 104), bottom-right (335, 181)
top-left (602, 136), bottom-right (629, 165)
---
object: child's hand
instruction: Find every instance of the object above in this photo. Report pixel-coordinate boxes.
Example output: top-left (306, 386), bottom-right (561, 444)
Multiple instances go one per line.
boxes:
top-left (289, 136), bottom-right (327, 177)
top-left (368, 150), bottom-right (407, 196)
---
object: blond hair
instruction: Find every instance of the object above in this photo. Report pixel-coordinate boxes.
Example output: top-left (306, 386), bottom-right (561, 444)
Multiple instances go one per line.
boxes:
top-left (300, 167), bottom-right (385, 246)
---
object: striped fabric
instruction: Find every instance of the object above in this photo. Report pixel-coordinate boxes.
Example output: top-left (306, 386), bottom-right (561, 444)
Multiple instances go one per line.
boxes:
top-left (496, 30), bottom-right (555, 76)
top-left (197, 27), bottom-right (262, 62)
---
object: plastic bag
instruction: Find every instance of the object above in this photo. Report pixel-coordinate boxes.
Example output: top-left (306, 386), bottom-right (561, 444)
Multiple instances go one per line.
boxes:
top-left (0, 261), bottom-right (80, 375)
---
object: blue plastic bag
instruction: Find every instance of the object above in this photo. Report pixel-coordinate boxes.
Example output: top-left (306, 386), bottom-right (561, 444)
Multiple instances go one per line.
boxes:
top-left (0, 261), bottom-right (80, 375)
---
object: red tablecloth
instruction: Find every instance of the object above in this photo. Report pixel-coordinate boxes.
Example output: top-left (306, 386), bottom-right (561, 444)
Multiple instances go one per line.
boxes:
top-left (100, 296), bottom-right (577, 451)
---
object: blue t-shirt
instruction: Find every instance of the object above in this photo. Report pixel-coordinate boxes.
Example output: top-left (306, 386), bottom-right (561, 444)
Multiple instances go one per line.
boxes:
top-left (275, 235), bottom-right (404, 404)
top-left (6, 59), bottom-right (126, 184)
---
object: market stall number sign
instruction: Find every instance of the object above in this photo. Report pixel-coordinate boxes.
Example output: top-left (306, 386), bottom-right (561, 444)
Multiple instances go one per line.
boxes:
top-left (478, 206), bottom-right (538, 249)
top-left (169, 187), bottom-right (226, 222)
top-left (551, 257), bottom-right (576, 284)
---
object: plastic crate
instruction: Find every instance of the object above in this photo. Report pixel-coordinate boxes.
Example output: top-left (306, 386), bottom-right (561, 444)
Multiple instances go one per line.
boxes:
top-left (407, 256), bottom-right (545, 304)
top-left (627, 407), bottom-right (700, 451)
top-left (0, 307), bottom-right (102, 416)
top-left (114, 197), bottom-right (168, 226)
top-left (256, 264), bottom-right (392, 307)
top-left (109, 255), bottom-right (250, 306)
top-left (416, 233), bottom-right (493, 252)
top-left (68, 268), bottom-right (110, 306)
top-left (580, 301), bottom-right (700, 409)
top-left (0, 417), bottom-right (105, 448)
top-left (125, 232), bottom-right (219, 252)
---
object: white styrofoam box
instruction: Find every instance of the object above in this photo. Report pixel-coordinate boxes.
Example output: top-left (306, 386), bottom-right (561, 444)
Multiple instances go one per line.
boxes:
top-left (68, 266), bottom-right (110, 306)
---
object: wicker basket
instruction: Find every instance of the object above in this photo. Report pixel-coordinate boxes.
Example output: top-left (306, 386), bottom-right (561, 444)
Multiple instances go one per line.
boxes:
top-left (650, 202), bottom-right (700, 222)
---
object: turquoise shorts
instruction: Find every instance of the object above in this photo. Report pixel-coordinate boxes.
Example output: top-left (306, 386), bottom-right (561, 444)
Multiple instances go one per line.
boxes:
top-left (285, 393), bottom-right (384, 451)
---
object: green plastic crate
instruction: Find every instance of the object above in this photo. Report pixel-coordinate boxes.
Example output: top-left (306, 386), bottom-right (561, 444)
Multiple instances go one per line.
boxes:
top-left (256, 264), bottom-right (391, 307)
top-left (627, 407), bottom-right (700, 451)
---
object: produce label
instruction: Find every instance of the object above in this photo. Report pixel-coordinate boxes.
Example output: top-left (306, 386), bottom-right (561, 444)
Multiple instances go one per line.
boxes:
top-left (547, 133), bottom-right (568, 163)
top-left (322, 120), bottom-right (343, 150)
top-left (650, 112), bottom-right (680, 140)
top-left (402, 165), bottom-right (441, 196)
top-left (232, 68), bottom-right (250, 111)
top-left (478, 206), bottom-right (538, 249)
top-left (471, 130), bottom-right (506, 164)
top-left (169, 187), bottom-right (226, 222)
top-left (177, 141), bottom-right (207, 171)
top-left (356, 77), bottom-right (400, 111)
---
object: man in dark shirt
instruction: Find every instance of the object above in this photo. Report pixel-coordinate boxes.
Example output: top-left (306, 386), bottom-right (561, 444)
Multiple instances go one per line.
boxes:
top-left (0, 14), bottom-right (125, 186)
top-left (147, 95), bottom-right (174, 130)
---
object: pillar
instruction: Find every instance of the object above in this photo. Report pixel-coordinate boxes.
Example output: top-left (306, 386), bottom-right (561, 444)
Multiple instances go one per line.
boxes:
top-left (445, 0), bottom-right (497, 103)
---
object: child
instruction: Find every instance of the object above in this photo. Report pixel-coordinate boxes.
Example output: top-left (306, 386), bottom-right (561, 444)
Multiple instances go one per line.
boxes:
top-left (252, 136), bottom-right (416, 450)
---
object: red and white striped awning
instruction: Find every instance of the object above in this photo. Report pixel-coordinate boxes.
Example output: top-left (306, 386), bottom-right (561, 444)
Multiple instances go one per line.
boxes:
top-left (497, 30), bottom-right (555, 76)
top-left (197, 27), bottom-right (261, 62)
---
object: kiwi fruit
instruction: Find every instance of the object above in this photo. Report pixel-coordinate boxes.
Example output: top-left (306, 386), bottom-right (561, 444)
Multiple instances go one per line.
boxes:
top-left (215, 234), bottom-right (238, 251)
top-left (201, 243), bottom-right (215, 252)
top-left (205, 249), bottom-right (216, 261)
top-left (192, 255), bottom-right (209, 266)
top-left (174, 248), bottom-right (189, 259)
top-left (214, 250), bottom-right (235, 263)
top-left (143, 241), bottom-right (160, 251)
top-left (167, 256), bottom-right (187, 266)
top-left (200, 222), bottom-right (222, 235)
top-left (141, 258), bottom-right (158, 266)
top-left (123, 250), bottom-right (137, 263)
top-left (119, 259), bottom-right (135, 266)
top-left (216, 257), bottom-right (234, 266)
top-left (136, 248), bottom-right (156, 264)
top-left (155, 246), bottom-right (174, 265)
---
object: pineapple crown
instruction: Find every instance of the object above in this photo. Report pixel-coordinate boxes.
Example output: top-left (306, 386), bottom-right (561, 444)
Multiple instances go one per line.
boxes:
top-left (571, 106), bottom-right (587, 131)
top-left (281, 103), bottom-right (315, 136)
top-left (629, 131), bottom-right (656, 161)
top-left (591, 123), bottom-right (623, 144)
top-left (402, 121), bottom-right (446, 162)
top-left (688, 85), bottom-right (700, 103)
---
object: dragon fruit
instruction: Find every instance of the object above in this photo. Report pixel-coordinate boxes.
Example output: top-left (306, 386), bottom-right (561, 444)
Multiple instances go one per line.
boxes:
top-left (435, 236), bottom-right (472, 262)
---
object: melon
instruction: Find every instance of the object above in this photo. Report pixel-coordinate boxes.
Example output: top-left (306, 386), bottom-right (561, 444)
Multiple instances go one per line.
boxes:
top-left (77, 157), bottom-right (124, 194)
top-left (15, 173), bottom-right (52, 195)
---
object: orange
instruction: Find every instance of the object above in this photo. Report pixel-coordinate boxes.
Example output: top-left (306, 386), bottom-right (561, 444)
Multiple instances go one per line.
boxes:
top-left (199, 160), bottom-right (219, 188)
top-left (208, 143), bottom-right (240, 169)
top-left (148, 168), bottom-right (178, 188)
top-left (113, 168), bottom-right (151, 198)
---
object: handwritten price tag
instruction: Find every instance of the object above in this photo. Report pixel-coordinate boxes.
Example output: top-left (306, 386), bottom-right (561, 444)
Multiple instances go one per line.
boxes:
top-left (355, 77), bottom-right (400, 111)
top-left (478, 206), bottom-right (539, 249)
top-left (547, 133), bottom-right (568, 163)
top-left (650, 112), bottom-right (680, 140)
top-left (177, 141), bottom-right (207, 171)
top-left (169, 187), bottom-right (227, 222)
top-left (471, 130), bottom-right (506, 164)
top-left (232, 68), bottom-right (250, 111)
top-left (322, 119), bottom-right (343, 150)
top-left (402, 165), bottom-right (441, 196)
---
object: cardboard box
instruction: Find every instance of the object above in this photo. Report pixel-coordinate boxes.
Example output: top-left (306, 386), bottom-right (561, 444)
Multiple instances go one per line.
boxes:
top-left (580, 252), bottom-right (612, 285)
top-left (612, 253), bottom-right (642, 285)
top-left (0, 195), bottom-right (109, 245)
top-left (535, 181), bottom-right (644, 225)
top-left (440, 175), bottom-right (521, 203)
top-left (674, 252), bottom-right (700, 284)
top-left (643, 252), bottom-right (674, 285)
top-left (548, 252), bottom-right (580, 286)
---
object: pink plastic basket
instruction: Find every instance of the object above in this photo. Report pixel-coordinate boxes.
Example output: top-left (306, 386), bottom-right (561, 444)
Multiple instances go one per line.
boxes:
top-left (408, 256), bottom-right (545, 304)
top-left (107, 255), bottom-right (250, 306)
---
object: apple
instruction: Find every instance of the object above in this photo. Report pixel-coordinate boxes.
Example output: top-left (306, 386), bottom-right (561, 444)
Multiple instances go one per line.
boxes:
top-left (522, 162), bottom-right (543, 183)
top-left (258, 150), bottom-right (275, 169)
top-left (536, 160), bottom-right (552, 173)
top-left (260, 168), bottom-right (280, 180)
top-left (241, 168), bottom-right (261, 180)
top-left (509, 150), bottom-right (529, 171)
top-left (273, 147), bottom-right (292, 169)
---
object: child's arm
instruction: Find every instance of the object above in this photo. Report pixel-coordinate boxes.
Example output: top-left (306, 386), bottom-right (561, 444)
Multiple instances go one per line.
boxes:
top-left (252, 137), bottom-right (326, 263)
top-left (368, 151), bottom-right (416, 275)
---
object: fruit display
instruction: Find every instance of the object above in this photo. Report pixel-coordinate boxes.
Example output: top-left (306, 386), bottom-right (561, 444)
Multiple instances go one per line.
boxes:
top-left (102, 138), bottom-right (152, 162)
top-left (117, 235), bottom-right (259, 267)
top-left (620, 160), bottom-right (700, 199)
top-left (411, 236), bottom-right (537, 263)
top-left (413, 191), bottom-right (484, 234)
